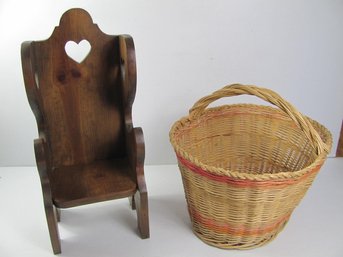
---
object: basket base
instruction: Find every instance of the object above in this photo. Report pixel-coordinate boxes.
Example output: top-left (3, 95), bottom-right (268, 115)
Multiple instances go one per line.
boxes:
top-left (191, 219), bottom-right (289, 250)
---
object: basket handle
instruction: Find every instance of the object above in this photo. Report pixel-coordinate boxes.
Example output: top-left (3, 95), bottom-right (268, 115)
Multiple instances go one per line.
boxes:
top-left (189, 84), bottom-right (330, 155)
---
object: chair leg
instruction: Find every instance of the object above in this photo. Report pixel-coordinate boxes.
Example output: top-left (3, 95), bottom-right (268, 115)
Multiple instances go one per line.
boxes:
top-left (55, 207), bottom-right (61, 222)
top-left (129, 195), bottom-right (136, 210)
top-left (134, 190), bottom-right (149, 239)
top-left (45, 204), bottom-right (61, 254)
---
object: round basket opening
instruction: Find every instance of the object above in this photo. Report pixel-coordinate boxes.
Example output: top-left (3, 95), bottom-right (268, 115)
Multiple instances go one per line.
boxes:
top-left (173, 105), bottom-right (329, 175)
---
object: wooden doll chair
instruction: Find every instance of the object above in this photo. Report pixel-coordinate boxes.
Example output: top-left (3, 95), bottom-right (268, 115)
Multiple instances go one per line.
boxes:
top-left (21, 8), bottom-right (149, 254)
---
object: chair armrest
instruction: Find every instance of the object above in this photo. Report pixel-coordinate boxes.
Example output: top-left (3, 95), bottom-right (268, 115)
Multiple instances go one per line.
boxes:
top-left (21, 42), bottom-right (45, 131)
top-left (126, 127), bottom-right (147, 193)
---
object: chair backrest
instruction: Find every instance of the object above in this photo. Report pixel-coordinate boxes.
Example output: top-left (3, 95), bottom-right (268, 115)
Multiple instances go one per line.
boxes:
top-left (22, 8), bottom-right (137, 167)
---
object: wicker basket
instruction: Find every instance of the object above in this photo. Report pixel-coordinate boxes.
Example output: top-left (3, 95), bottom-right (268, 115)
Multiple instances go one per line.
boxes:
top-left (169, 84), bottom-right (332, 249)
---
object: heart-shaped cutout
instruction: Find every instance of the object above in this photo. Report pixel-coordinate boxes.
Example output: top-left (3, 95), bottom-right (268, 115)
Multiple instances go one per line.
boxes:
top-left (65, 40), bottom-right (91, 63)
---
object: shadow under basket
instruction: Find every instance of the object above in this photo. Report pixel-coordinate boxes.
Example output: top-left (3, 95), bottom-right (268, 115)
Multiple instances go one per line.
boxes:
top-left (169, 84), bottom-right (332, 249)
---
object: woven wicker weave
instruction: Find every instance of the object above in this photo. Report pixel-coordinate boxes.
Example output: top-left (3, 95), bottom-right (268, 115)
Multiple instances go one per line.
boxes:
top-left (169, 84), bottom-right (332, 249)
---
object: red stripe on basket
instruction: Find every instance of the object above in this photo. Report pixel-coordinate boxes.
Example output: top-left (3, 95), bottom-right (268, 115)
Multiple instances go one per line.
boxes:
top-left (190, 207), bottom-right (291, 236)
top-left (177, 155), bottom-right (321, 188)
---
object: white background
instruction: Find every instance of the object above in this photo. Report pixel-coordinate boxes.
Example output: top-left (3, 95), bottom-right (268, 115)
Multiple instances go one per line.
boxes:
top-left (0, 0), bottom-right (342, 166)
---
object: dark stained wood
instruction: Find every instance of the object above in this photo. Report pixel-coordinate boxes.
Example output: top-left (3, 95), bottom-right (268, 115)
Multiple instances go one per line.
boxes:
top-left (129, 127), bottom-right (150, 238)
top-left (51, 159), bottom-right (137, 208)
top-left (33, 138), bottom-right (61, 253)
top-left (337, 120), bottom-right (343, 157)
top-left (32, 10), bottom-right (125, 167)
top-left (21, 8), bottom-right (149, 254)
top-left (55, 207), bottom-right (61, 222)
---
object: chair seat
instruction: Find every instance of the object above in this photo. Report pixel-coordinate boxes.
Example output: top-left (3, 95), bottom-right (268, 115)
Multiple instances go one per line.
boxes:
top-left (50, 159), bottom-right (137, 208)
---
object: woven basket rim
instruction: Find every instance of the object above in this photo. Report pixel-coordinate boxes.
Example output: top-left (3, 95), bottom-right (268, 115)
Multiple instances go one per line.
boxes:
top-left (170, 104), bottom-right (333, 181)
